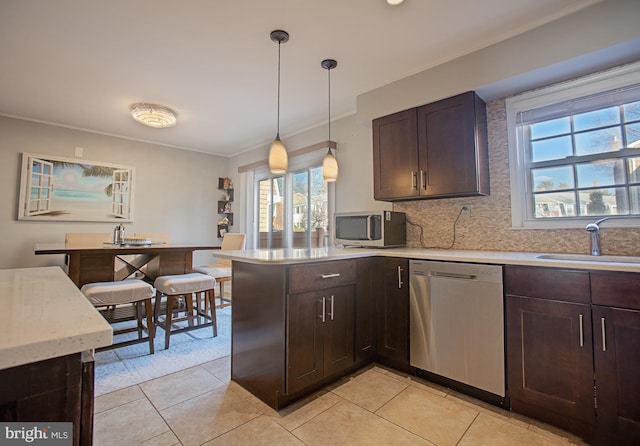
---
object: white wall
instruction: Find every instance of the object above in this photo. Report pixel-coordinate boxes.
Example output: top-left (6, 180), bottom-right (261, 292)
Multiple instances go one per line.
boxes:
top-left (357, 0), bottom-right (640, 123)
top-left (1, 116), bottom-right (228, 269)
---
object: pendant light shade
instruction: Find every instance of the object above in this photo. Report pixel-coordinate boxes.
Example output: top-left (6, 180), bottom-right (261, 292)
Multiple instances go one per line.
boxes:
top-left (269, 30), bottom-right (289, 174)
top-left (269, 136), bottom-right (288, 174)
top-left (322, 148), bottom-right (338, 182)
top-left (321, 59), bottom-right (338, 182)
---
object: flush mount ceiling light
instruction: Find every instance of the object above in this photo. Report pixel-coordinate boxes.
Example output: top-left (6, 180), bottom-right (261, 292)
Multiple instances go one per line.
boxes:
top-left (387, 0), bottom-right (404, 5)
top-left (321, 59), bottom-right (338, 182)
top-left (130, 103), bottom-right (177, 128)
top-left (268, 29), bottom-right (289, 175)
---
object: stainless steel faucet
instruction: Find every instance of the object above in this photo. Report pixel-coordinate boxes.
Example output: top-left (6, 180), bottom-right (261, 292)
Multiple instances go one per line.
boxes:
top-left (585, 217), bottom-right (611, 256)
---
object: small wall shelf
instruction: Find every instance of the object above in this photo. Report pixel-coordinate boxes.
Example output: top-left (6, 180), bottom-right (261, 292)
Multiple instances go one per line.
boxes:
top-left (217, 177), bottom-right (233, 238)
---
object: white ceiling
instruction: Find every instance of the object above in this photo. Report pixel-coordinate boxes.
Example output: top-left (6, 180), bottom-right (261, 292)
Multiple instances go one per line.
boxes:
top-left (0, 0), bottom-right (603, 157)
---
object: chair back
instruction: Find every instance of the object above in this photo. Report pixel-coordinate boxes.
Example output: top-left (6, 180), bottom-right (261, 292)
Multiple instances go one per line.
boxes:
top-left (219, 233), bottom-right (245, 266)
top-left (65, 232), bottom-right (111, 246)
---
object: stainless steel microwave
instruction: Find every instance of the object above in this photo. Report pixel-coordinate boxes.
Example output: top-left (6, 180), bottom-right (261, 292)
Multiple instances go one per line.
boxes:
top-left (335, 211), bottom-right (406, 248)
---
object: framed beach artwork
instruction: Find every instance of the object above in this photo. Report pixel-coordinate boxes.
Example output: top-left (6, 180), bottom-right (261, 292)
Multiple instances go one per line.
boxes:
top-left (18, 152), bottom-right (135, 222)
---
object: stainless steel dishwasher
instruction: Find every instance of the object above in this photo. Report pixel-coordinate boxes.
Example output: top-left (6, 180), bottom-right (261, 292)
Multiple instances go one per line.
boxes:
top-left (409, 260), bottom-right (505, 397)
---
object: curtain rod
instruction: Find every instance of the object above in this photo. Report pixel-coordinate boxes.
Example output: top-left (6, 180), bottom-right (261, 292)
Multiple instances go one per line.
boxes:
top-left (237, 140), bottom-right (337, 173)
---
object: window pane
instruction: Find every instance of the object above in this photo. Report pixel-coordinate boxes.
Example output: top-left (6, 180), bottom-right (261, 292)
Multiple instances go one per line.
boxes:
top-left (575, 127), bottom-right (623, 156)
top-left (579, 188), bottom-right (628, 216)
top-left (534, 192), bottom-right (576, 218)
top-left (310, 166), bottom-right (328, 248)
top-left (530, 117), bottom-right (570, 139)
top-left (573, 106), bottom-right (620, 131)
top-left (625, 122), bottom-right (640, 148)
top-left (630, 186), bottom-right (640, 213)
top-left (576, 159), bottom-right (625, 188)
top-left (628, 157), bottom-right (640, 183)
top-left (530, 135), bottom-right (572, 162)
top-left (258, 177), bottom-right (285, 249)
top-left (532, 166), bottom-right (574, 191)
top-left (623, 100), bottom-right (640, 121)
top-left (292, 171), bottom-right (309, 248)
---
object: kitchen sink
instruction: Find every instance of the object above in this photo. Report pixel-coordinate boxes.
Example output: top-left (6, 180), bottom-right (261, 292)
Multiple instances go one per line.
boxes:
top-left (536, 253), bottom-right (640, 263)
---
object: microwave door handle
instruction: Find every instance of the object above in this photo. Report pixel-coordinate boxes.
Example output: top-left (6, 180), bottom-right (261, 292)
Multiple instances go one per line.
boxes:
top-left (366, 215), bottom-right (373, 240)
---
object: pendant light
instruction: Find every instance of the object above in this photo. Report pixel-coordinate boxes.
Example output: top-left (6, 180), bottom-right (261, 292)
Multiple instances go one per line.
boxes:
top-left (321, 59), bottom-right (338, 182)
top-left (269, 30), bottom-right (289, 174)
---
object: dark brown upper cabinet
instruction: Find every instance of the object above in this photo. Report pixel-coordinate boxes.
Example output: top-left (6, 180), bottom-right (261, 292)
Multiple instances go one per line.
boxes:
top-left (372, 91), bottom-right (489, 201)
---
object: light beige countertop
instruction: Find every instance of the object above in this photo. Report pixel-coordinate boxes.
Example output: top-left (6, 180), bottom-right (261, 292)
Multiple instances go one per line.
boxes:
top-left (0, 266), bottom-right (113, 370)
top-left (214, 247), bottom-right (640, 273)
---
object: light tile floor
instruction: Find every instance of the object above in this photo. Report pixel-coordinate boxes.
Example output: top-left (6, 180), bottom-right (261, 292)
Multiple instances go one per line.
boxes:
top-left (94, 357), bottom-right (589, 446)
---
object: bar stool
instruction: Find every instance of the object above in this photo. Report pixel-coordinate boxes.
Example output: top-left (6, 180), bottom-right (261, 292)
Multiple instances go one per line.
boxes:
top-left (153, 273), bottom-right (217, 349)
top-left (80, 279), bottom-right (155, 354)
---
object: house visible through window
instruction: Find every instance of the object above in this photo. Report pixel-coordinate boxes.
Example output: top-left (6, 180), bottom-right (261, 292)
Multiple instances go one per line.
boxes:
top-left (256, 165), bottom-right (330, 249)
top-left (507, 63), bottom-right (640, 229)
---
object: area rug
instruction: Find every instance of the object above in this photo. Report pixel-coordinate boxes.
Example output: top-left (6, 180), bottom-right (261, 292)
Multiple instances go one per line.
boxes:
top-left (94, 306), bottom-right (231, 396)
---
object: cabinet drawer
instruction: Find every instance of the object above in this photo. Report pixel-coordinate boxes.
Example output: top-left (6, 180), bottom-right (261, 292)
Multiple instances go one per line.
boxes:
top-left (591, 270), bottom-right (640, 310)
top-left (289, 260), bottom-right (356, 294)
top-left (505, 265), bottom-right (590, 304)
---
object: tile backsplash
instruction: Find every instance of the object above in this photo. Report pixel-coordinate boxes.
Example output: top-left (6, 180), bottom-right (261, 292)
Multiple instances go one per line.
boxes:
top-left (393, 99), bottom-right (640, 256)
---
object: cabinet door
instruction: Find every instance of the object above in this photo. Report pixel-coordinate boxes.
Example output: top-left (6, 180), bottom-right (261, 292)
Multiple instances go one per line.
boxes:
top-left (375, 257), bottom-right (409, 368)
top-left (355, 258), bottom-right (375, 363)
top-left (372, 108), bottom-right (419, 200)
top-left (506, 295), bottom-right (595, 425)
top-left (324, 285), bottom-right (355, 378)
top-left (592, 305), bottom-right (640, 443)
top-left (417, 91), bottom-right (489, 197)
top-left (287, 290), bottom-right (324, 395)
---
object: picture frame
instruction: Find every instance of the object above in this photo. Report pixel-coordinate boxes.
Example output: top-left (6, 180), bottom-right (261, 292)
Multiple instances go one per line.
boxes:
top-left (18, 152), bottom-right (135, 222)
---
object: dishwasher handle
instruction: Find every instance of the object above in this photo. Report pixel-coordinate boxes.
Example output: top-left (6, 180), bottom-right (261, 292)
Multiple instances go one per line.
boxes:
top-left (430, 271), bottom-right (477, 280)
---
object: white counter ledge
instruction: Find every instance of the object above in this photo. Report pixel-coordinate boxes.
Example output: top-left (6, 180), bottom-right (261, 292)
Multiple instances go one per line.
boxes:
top-left (213, 247), bottom-right (640, 273)
top-left (0, 266), bottom-right (113, 370)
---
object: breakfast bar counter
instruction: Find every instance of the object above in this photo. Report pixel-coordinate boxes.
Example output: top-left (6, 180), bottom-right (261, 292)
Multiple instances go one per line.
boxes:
top-left (0, 266), bottom-right (112, 446)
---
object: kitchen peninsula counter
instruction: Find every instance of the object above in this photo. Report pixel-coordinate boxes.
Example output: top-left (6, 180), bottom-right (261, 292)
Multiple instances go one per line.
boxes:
top-left (214, 247), bottom-right (640, 272)
top-left (0, 266), bottom-right (112, 369)
top-left (0, 266), bottom-right (112, 446)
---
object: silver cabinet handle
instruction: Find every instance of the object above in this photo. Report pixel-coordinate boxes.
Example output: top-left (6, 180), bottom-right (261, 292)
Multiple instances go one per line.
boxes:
top-left (601, 317), bottom-right (607, 352)
top-left (321, 273), bottom-right (340, 279)
top-left (398, 266), bottom-right (404, 289)
top-left (329, 295), bottom-right (334, 321)
top-left (579, 314), bottom-right (584, 347)
top-left (412, 171), bottom-right (418, 190)
top-left (420, 170), bottom-right (427, 190)
top-left (320, 297), bottom-right (326, 323)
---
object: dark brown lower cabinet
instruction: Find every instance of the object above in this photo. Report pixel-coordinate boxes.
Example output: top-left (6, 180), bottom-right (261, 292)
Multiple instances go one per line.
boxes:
top-left (592, 305), bottom-right (640, 444)
top-left (375, 257), bottom-right (410, 371)
top-left (354, 258), bottom-right (375, 365)
top-left (506, 295), bottom-right (595, 430)
top-left (287, 285), bottom-right (354, 395)
top-left (231, 259), bottom-right (358, 410)
top-left (0, 353), bottom-right (94, 446)
top-left (506, 265), bottom-right (640, 445)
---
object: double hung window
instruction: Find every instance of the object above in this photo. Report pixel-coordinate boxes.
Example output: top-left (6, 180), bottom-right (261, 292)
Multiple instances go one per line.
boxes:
top-left (507, 63), bottom-right (640, 228)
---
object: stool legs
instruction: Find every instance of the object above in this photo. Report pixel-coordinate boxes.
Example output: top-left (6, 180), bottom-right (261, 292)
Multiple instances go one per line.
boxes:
top-left (155, 290), bottom-right (217, 350)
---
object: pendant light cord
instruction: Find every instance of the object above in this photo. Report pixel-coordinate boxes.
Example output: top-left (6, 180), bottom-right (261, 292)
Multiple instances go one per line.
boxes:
top-left (277, 40), bottom-right (282, 136)
top-left (327, 67), bottom-right (331, 145)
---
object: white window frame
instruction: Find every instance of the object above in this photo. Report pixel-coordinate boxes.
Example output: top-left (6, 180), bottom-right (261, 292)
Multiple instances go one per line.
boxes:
top-left (506, 61), bottom-right (640, 229)
top-left (249, 150), bottom-right (336, 249)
